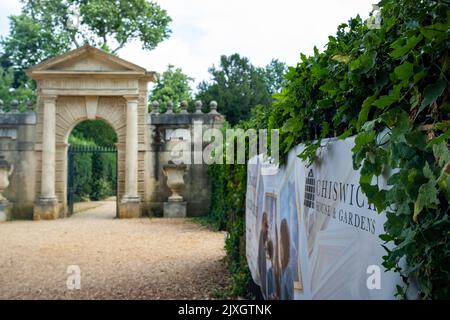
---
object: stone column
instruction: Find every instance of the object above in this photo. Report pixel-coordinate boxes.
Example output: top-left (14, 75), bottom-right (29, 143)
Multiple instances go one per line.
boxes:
top-left (119, 95), bottom-right (140, 218)
top-left (34, 95), bottom-right (59, 220)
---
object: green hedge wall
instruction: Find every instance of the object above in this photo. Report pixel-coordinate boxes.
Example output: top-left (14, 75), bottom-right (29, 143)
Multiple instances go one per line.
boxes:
top-left (268, 0), bottom-right (449, 299)
top-left (69, 136), bottom-right (117, 202)
top-left (208, 106), bottom-right (270, 298)
top-left (208, 0), bottom-right (449, 299)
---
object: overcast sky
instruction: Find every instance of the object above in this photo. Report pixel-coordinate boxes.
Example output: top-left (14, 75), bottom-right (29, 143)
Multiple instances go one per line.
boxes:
top-left (0, 0), bottom-right (375, 90)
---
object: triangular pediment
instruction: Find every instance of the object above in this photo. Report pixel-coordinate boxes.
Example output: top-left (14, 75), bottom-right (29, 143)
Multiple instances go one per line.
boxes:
top-left (27, 45), bottom-right (150, 77)
top-left (48, 52), bottom-right (131, 72)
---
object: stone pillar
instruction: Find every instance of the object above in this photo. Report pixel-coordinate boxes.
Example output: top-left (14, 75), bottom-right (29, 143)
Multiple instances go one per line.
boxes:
top-left (34, 95), bottom-right (59, 220)
top-left (119, 95), bottom-right (140, 218)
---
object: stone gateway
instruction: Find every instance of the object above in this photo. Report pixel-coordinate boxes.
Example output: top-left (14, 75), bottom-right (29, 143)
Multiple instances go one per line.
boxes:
top-left (0, 45), bottom-right (223, 220)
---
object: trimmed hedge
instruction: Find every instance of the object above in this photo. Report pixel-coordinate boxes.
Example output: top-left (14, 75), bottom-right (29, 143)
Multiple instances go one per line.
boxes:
top-left (69, 135), bottom-right (117, 202)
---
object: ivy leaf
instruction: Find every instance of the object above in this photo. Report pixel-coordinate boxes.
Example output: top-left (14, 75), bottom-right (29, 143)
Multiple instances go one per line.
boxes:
top-left (352, 130), bottom-right (376, 154)
top-left (361, 183), bottom-right (387, 212)
top-left (320, 81), bottom-right (337, 95)
top-left (317, 98), bottom-right (333, 108)
top-left (390, 111), bottom-right (410, 143)
top-left (432, 141), bottom-right (450, 168)
top-left (332, 54), bottom-right (350, 63)
top-left (419, 79), bottom-right (446, 113)
top-left (405, 130), bottom-right (426, 150)
top-left (413, 69), bottom-right (427, 84)
top-left (357, 94), bottom-right (378, 130)
top-left (391, 142), bottom-right (415, 166)
top-left (427, 128), bottom-right (450, 147)
top-left (338, 128), bottom-right (353, 140)
top-left (350, 51), bottom-right (377, 73)
top-left (413, 163), bottom-right (439, 223)
top-left (394, 62), bottom-right (413, 81)
top-left (420, 23), bottom-right (448, 43)
top-left (380, 233), bottom-right (394, 242)
top-left (282, 118), bottom-right (299, 133)
top-left (390, 34), bottom-right (423, 59)
top-left (372, 95), bottom-right (398, 109)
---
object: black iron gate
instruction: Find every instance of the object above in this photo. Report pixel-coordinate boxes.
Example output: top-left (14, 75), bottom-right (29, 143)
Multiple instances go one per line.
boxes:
top-left (67, 145), bottom-right (118, 216)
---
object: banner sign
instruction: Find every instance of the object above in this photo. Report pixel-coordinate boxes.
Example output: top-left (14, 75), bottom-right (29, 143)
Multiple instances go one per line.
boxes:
top-left (246, 137), bottom-right (403, 299)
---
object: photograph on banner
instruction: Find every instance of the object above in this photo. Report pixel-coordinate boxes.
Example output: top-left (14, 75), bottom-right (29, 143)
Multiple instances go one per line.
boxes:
top-left (264, 192), bottom-right (278, 300)
top-left (279, 161), bottom-right (302, 298)
top-left (246, 137), bottom-right (406, 300)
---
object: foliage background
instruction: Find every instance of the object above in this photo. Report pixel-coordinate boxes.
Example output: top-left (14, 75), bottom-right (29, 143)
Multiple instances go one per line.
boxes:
top-left (0, 0), bottom-right (172, 107)
top-left (149, 64), bottom-right (194, 113)
top-left (69, 122), bottom-right (117, 202)
top-left (267, 0), bottom-right (449, 299)
top-left (0, 0), bottom-right (447, 300)
top-left (206, 0), bottom-right (449, 299)
top-left (196, 55), bottom-right (286, 125)
top-left (204, 106), bottom-right (270, 298)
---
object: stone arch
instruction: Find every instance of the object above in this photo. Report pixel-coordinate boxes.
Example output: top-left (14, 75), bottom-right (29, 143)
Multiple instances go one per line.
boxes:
top-left (27, 45), bottom-right (155, 220)
top-left (56, 96), bottom-right (126, 145)
top-left (53, 96), bottom-right (126, 214)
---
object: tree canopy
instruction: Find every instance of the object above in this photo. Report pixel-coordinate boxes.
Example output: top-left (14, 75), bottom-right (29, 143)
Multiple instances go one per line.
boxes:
top-left (1, 0), bottom-right (172, 69)
top-left (0, 66), bottom-right (33, 110)
top-left (149, 64), bottom-right (193, 112)
top-left (195, 54), bottom-right (286, 125)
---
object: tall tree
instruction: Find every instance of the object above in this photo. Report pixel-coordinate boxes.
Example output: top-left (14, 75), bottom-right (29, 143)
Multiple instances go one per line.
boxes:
top-left (149, 64), bottom-right (193, 111)
top-left (195, 54), bottom-right (285, 125)
top-left (0, 66), bottom-right (33, 110)
top-left (264, 59), bottom-right (288, 94)
top-left (1, 0), bottom-right (172, 69)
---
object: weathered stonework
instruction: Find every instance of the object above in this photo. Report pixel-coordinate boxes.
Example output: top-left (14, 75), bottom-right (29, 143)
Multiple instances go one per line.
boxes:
top-left (33, 197), bottom-right (59, 220)
top-left (0, 45), bottom-right (224, 220)
top-left (163, 201), bottom-right (187, 218)
top-left (27, 45), bottom-right (155, 219)
top-left (145, 110), bottom-right (225, 217)
top-left (0, 111), bottom-right (37, 219)
top-left (118, 198), bottom-right (141, 219)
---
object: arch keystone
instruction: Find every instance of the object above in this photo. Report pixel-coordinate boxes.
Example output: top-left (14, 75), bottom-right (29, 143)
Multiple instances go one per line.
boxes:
top-left (85, 96), bottom-right (98, 120)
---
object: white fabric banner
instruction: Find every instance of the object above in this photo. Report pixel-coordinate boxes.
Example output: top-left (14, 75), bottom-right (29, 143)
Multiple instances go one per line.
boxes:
top-left (246, 137), bottom-right (403, 299)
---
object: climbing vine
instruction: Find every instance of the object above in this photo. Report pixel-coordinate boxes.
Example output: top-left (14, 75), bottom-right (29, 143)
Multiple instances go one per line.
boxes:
top-left (269, 0), bottom-right (449, 299)
top-left (208, 106), bottom-right (270, 297)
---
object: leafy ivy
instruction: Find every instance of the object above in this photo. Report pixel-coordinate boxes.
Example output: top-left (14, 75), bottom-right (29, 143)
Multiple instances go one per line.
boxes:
top-left (268, 0), bottom-right (449, 299)
top-left (207, 106), bottom-right (271, 298)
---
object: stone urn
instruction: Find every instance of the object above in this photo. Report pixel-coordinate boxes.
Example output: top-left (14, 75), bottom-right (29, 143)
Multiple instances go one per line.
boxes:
top-left (0, 156), bottom-right (13, 202)
top-left (162, 161), bottom-right (187, 202)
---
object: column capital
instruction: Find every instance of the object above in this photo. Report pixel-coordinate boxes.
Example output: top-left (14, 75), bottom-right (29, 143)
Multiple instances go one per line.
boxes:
top-left (41, 95), bottom-right (58, 104)
top-left (123, 95), bottom-right (139, 103)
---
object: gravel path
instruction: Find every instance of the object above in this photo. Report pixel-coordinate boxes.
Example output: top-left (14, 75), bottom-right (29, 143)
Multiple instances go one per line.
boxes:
top-left (0, 200), bottom-right (230, 299)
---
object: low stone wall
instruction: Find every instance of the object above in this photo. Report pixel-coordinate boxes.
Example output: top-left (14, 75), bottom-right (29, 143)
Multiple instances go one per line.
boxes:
top-left (0, 99), bottom-right (224, 220)
top-left (143, 101), bottom-right (224, 217)
top-left (0, 105), bottom-right (37, 220)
